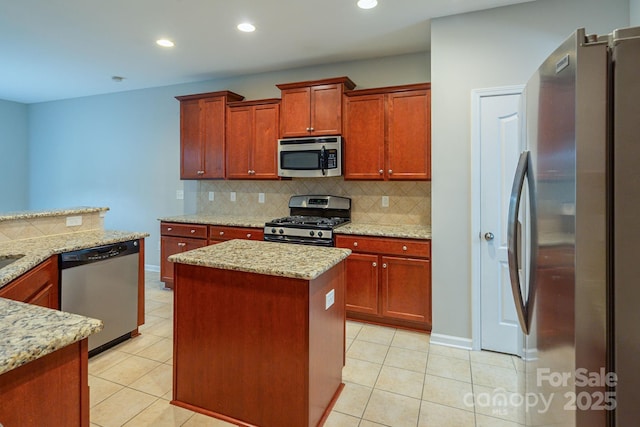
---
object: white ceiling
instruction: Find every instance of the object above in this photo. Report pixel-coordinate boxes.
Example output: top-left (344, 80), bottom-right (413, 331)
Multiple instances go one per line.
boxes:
top-left (1, 0), bottom-right (535, 104)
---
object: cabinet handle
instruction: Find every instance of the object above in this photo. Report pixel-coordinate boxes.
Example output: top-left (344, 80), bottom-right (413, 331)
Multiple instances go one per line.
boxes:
top-left (388, 169), bottom-right (393, 175)
top-left (167, 227), bottom-right (173, 231)
top-left (197, 170), bottom-right (205, 175)
top-left (178, 242), bottom-right (186, 247)
top-left (379, 169), bottom-right (384, 175)
top-left (219, 231), bottom-right (225, 236)
top-left (402, 245), bottom-right (407, 251)
top-left (247, 233), bottom-right (252, 238)
top-left (382, 263), bottom-right (387, 268)
top-left (190, 229), bottom-right (196, 234)
top-left (353, 242), bottom-right (358, 247)
top-left (372, 262), bottom-right (377, 267)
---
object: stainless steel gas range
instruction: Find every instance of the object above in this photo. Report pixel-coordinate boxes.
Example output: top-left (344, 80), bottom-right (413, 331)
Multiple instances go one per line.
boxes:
top-left (263, 195), bottom-right (351, 247)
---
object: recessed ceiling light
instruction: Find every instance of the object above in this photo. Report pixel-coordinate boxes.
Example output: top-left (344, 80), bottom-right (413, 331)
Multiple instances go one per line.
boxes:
top-left (156, 39), bottom-right (175, 48)
top-left (237, 23), bottom-right (256, 33)
top-left (357, 0), bottom-right (378, 9)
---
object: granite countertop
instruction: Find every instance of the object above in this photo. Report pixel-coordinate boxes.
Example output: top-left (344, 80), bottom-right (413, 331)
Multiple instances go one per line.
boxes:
top-left (169, 239), bottom-right (351, 280)
top-left (159, 214), bottom-right (272, 229)
top-left (0, 206), bottom-right (109, 223)
top-left (0, 297), bottom-right (103, 375)
top-left (159, 214), bottom-right (431, 240)
top-left (335, 223), bottom-right (431, 240)
top-left (0, 230), bottom-right (149, 288)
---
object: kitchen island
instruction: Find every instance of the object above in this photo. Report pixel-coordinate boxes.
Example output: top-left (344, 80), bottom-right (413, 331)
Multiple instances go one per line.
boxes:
top-left (169, 239), bottom-right (351, 427)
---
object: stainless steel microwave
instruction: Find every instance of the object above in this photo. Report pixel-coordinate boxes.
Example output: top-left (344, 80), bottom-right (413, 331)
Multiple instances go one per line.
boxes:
top-left (277, 136), bottom-right (342, 178)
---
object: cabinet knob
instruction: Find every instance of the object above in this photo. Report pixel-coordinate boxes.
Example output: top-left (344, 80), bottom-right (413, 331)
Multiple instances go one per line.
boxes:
top-left (219, 231), bottom-right (224, 236)
top-left (167, 227), bottom-right (173, 231)
top-left (197, 170), bottom-right (205, 175)
top-left (388, 169), bottom-right (393, 175)
top-left (402, 245), bottom-right (407, 251)
top-left (379, 169), bottom-right (384, 175)
top-left (178, 242), bottom-right (186, 247)
top-left (309, 127), bottom-right (314, 132)
top-left (353, 242), bottom-right (358, 247)
top-left (306, 127), bottom-right (311, 131)
top-left (247, 233), bottom-right (252, 238)
top-left (372, 262), bottom-right (377, 267)
top-left (382, 263), bottom-right (387, 268)
top-left (190, 229), bottom-right (196, 234)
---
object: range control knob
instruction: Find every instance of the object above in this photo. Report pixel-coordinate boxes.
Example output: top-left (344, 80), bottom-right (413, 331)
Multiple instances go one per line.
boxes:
top-left (317, 231), bottom-right (323, 237)
top-left (278, 228), bottom-right (284, 234)
top-left (271, 228), bottom-right (276, 233)
top-left (309, 230), bottom-right (315, 237)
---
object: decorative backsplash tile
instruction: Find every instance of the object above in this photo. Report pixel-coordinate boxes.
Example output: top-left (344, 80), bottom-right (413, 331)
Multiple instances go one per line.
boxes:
top-left (196, 178), bottom-right (431, 225)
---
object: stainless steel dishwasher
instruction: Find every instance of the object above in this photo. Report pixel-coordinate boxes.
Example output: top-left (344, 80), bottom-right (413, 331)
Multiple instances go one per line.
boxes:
top-left (60, 240), bottom-right (139, 356)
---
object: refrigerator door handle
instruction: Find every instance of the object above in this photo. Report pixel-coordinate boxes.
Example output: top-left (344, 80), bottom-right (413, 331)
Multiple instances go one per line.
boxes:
top-left (508, 150), bottom-right (535, 335)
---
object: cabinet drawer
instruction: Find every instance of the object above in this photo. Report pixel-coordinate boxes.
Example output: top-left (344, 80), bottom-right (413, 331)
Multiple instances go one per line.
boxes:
top-left (209, 226), bottom-right (264, 241)
top-left (336, 235), bottom-right (430, 258)
top-left (161, 222), bottom-right (208, 239)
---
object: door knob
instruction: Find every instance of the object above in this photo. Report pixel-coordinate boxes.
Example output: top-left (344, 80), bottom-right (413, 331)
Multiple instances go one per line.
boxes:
top-left (484, 232), bottom-right (495, 241)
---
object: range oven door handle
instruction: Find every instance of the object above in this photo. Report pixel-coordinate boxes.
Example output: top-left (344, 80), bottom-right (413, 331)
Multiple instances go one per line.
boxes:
top-left (507, 150), bottom-right (537, 335)
top-left (320, 145), bottom-right (326, 176)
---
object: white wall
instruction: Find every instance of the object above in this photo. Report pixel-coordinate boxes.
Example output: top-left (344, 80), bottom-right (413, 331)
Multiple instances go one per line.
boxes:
top-left (632, 0), bottom-right (640, 25)
top-left (26, 52), bottom-right (430, 269)
top-left (0, 99), bottom-right (29, 211)
top-left (430, 0), bottom-right (629, 344)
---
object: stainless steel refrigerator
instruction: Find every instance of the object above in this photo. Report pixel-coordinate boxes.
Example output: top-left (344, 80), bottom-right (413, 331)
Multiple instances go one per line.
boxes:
top-left (508, 27), bottom-right (640, 427)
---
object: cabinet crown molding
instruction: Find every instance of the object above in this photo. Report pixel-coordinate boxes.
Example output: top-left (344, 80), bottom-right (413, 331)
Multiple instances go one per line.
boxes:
top-left (276, 76), bottom-right (356, 91)
top-left (175, 91), bottom-right (245, 102)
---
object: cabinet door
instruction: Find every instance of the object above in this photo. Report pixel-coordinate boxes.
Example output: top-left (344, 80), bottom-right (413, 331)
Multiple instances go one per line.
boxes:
top-left (280, 87), bottom-right (311, 138)
top-left (160, 236), bottom-right (207, 286)
top-left (202, 97), bottom-right (227, 178)
top-left (381, 256), bottom-right (431, 325)
top-left (387, 90), bottom-right (431, 180)
top-left (0, 257), bottom-right (59, 309)
top-left (226, 105), bottom-right (253, 179)
top-left (252, 103), bottom-right (279, 179)
top-left (310, 84), bottom-right (343, 136)
top-left (344, 253), bottom-right (380, 315)
top-left (180, 99), bottom-right (203, 179)
top-left (344, 94), bottom-right (386, 180)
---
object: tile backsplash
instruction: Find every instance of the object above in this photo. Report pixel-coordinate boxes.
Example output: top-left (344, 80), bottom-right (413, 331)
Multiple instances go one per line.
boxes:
top-left (0, 212), bottom-right (104, 242)
top-left (196, 178), bottom-right (431, 225)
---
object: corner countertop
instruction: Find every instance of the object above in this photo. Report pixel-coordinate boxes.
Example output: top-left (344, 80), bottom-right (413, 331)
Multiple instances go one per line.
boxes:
top-left (0, 297), bottom-right (103, 375)
top-left (0, 230), bottom-right (149, 288)
top-left (159, 214), bottom-right (431, 240)
top-left (169, 239), bottom-right (351, 280)
top-left (0, 206), bottom-right (109, 223)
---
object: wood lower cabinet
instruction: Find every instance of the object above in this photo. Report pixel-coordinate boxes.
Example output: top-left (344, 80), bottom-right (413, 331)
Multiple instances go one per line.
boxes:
top-left (208, 225), bottom-right (264, 244)
top-left (176, 91), bottom-right (244, 179)
top-left (160, 222), bottom-right (209, 288)
top-left (0, 339), bottom-right (90, 427)
top-left (344, 83), bottom-right (431, 180)
top-left (0, 256), bottom-right (59, 309)
top-left (226, 99), bottom-right (280, 179)
top-left (336, 235), bottom-right (432, 331)
top-left (277, 77), bottom-right (356, 137)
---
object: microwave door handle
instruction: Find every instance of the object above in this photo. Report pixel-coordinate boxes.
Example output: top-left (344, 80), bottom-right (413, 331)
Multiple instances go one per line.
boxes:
top-left (320, 145), bottom-right (326, 176)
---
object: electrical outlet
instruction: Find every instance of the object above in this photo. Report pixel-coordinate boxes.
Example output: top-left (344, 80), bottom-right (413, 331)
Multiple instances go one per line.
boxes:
top-left (208, 191), bottom-right (215, 201)
top-left (66, 216), bottom-right (82, 227)
top-left (325, 289), bottom-right (335, 310)
top-left (381, 196), bottom-right (389, 207)
top-left (230, 192), bottom-right (236, 202)
top-left (176, 190), bottom-right (184, 200)
top-left (258, 193), bottom-right (265, 203)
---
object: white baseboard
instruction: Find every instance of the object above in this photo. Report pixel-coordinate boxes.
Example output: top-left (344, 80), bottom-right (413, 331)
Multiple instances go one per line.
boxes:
top-left (429, 333), bottom-right (473, 351)
top-left (145, 264), bottom-right (160, 273)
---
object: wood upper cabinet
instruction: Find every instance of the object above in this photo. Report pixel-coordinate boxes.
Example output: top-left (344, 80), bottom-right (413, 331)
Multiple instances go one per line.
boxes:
top-left (344, 83), bottom-right (431, 180)
top-left (176, 91), bottom-right (244, 179)
top-left (0, 256), bottom-right (59, 309)
top-left (277, 77), bottom-right (356, 138)
top-left (226, 99), bottom-right (280, 179)
top-left (336, 234), bottom-right (431, 331)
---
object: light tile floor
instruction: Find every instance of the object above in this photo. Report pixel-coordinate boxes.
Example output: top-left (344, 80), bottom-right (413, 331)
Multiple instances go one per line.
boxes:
top-left (88, 272), bottom-right (523, 427)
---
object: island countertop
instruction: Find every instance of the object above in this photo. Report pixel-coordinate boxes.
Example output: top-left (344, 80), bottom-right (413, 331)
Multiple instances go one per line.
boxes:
top-left (0, 230), bottom-right (149, 288)
top-left (169, 239), bottom-right (351, 280)
top-left (0, 297), bottom-right (103, 375)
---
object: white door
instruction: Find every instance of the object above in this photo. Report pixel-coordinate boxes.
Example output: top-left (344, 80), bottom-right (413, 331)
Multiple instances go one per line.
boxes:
top-left (474, 88), bottom-right (524, 355)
